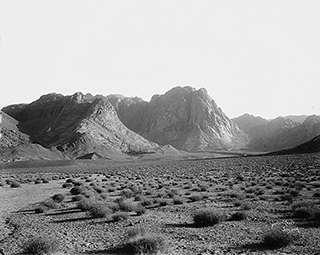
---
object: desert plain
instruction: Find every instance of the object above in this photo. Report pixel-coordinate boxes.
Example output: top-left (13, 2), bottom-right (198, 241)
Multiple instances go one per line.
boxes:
top-left (0, 153), bottom-right (319, 255)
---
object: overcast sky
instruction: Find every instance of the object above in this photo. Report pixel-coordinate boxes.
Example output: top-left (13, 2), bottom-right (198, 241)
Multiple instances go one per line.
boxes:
top-left (0, 0), bottom-right (319, 119)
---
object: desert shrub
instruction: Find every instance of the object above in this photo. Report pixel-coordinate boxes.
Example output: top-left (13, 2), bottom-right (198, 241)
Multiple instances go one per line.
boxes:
top-left (121, 188), bottom-right (134, 198)
top-left (87, 203), bottom-right (111, 218)
top-left (73, 181), bottom-right (84, 186)
top-left (22, 237), bottom-right (59, 255)
top-left (118, 200), bottom-right (136, 212)
top-left (312, 182), bottom-right (320, 188)
top-left (233, 200), bottom-right (242, 207)
top-left (112, 212), bottom-right (129, 222)
top-left (198, 184), bottom-right (209, 191)
top-left (189, 194), bottom-right (203, 202)
top-left (10, 181), bottom-right (21, 188)
top-left (193, 209), bottom-right (226, 227)
top-left (229, 211), bottom-right (247, 221)
top-left (72, 195), bottom-right (85, 202)
top-left (173, 196), bottom-right (185, 204)
top-left (292, 201), bottom-right (313, 210)
top-left (313, 211), bottom-right (320, 221)
top-left (34, 206), bottom-right (48, 214)
top-left (134, 205), bottom-right (147, 216)
top-left (120, 229), bottom-right (166, 255)
top-left (40, 199), bottom-right (59, 209)
top-left (62, 183), bottom-right (73, 188)
top-left (279, 194), bottom-right (293, 202)
top-left (108, 202), bottom-right (120, 212)
top-left (288, 189), bottom-right (299, 197)
top-left (261, 221), bottom-right (300, 249)
top-left (139, 198), bottom-right (153, 207)
top-left (66, 178), bottom-right (74, 183)
top-left (82, 190), bottom-right (95, 198)
top-left (52, 194), bottom-right (65, 203)
top-left (134, 195), bottom-right (143, 201)
top-left (229, 192), bottom-right (241, 198)
top-left (241, 202), bottom-right (251, 210)
top-left (77, 198), bottom-right (94, 211)
top-left (313, 191), bottom-right (320, 198)
top-left (292, 202), bottom-right (320, 221)
top-left (42, 178), bottom-right (49, 184)
top-left (70, 186), bottom-right (83, 195)
top-left (125, 227), bottom-right (147, 240)
top-left (158, 199), bottom-right (168, 206)
top-left (293, 207), bottom-right (314, 219)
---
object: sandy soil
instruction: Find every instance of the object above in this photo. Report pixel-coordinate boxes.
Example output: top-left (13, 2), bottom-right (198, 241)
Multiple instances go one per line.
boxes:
top-left (0, 181), bottom-right (66, 241)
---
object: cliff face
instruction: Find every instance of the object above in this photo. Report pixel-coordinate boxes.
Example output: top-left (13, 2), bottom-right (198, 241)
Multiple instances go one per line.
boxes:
top-left (110, 86), bottom-right (250, 151)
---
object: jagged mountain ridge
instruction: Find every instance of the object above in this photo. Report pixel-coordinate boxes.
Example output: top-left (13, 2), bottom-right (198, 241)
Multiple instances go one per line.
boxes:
top-left (2, 87), bottom-right (319, 161)
top-left (2, 93), bottom-right (160, 159)
top-left (108, 86), bottom-right (250, 151)
top-left (233, 114), bottom-right (320, 151)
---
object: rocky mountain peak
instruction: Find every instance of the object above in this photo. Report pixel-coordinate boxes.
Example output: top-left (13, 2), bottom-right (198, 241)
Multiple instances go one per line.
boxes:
top-left (302, 115), bottom-right (320, 125)
top-left (109, 86), bottom-right (249, 151)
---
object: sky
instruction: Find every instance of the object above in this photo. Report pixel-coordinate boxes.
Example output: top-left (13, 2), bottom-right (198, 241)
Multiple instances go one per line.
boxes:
top-left (0, 0), bottom-right (319, 119)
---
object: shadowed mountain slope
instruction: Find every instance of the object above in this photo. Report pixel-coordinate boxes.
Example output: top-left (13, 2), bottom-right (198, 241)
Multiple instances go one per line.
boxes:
top-left (2, 93), bottom-right (160, 159)
top-left (269, 135), bottom-right (320, 155)
top-left (0, 111), bottom-right (62, 161)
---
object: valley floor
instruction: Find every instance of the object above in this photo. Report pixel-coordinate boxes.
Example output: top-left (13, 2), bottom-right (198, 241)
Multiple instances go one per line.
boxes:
top-left (0, 153), bottom-right (320, 254)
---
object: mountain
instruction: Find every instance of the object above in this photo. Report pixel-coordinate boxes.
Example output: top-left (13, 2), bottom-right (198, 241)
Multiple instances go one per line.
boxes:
top-left (2, 93), bottom-right (160, 160)
top-left (0, 111), bottom-right (62, 161)
top-left (109, 86), bottom-right (250, 151)
top-left (284, 115), bottom-right (310, 124)
top-left (269, 135), bottom-right (320, 155)
top-left (233, 114), bottom-right (320, 152)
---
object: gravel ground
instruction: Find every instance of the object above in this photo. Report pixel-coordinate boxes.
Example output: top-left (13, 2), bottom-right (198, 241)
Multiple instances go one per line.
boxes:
top-left (0, 154), bottom-right (320, 254)
top-left (1, 196), bottom-right (320, 255)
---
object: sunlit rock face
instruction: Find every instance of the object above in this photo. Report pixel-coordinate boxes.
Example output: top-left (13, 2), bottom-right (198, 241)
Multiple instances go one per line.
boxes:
top-left (110, 86), bottom-right (250, 151)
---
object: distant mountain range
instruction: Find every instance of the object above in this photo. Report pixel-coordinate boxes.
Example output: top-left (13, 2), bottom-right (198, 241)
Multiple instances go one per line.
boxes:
top-left (233, 113), bottom-right (320, 152)
top-left (0, 86), bottom-right (319, 161)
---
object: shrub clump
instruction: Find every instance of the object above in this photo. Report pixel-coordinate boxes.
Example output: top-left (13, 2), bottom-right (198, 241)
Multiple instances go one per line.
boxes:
top-left (292, 202), bottom-right (320, 220)
top-left (118, 200), bottom-right (136, 212)
top-left (112, 212), bottom-right (129, 222)
top-left (189, 194), bottom-right (203, 202)
top-left (173, 196), bottom-right (185, 205)
top-left (78, 199), bottom-right (111, 218)
top-left (70, 186), bottom-right (83, 195)
top-left (118, 228), bottom-right (166, 255)
top-left (52, 193), bottom-right (65, 203)
top-left (34, 206), bottom-right (48, 214)
top-left (22, 237), bottom-right (59, 255)
top-left (229, 211), bottom-right (247, 221)
top-left (10, 181), bottom-right (21, 188)
top-left (134, 205), bottom-right (147, 216)
top-left (193, 209), bottom-right (226, 227)
top-left (39, 199), bottom-right (59, 210)
top-left (261, 221), bottom-right (300, 249)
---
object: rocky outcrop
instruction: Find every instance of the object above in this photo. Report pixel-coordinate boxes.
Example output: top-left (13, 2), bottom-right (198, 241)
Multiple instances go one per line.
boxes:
top-left (110, 86), bottom-right (250, 151)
